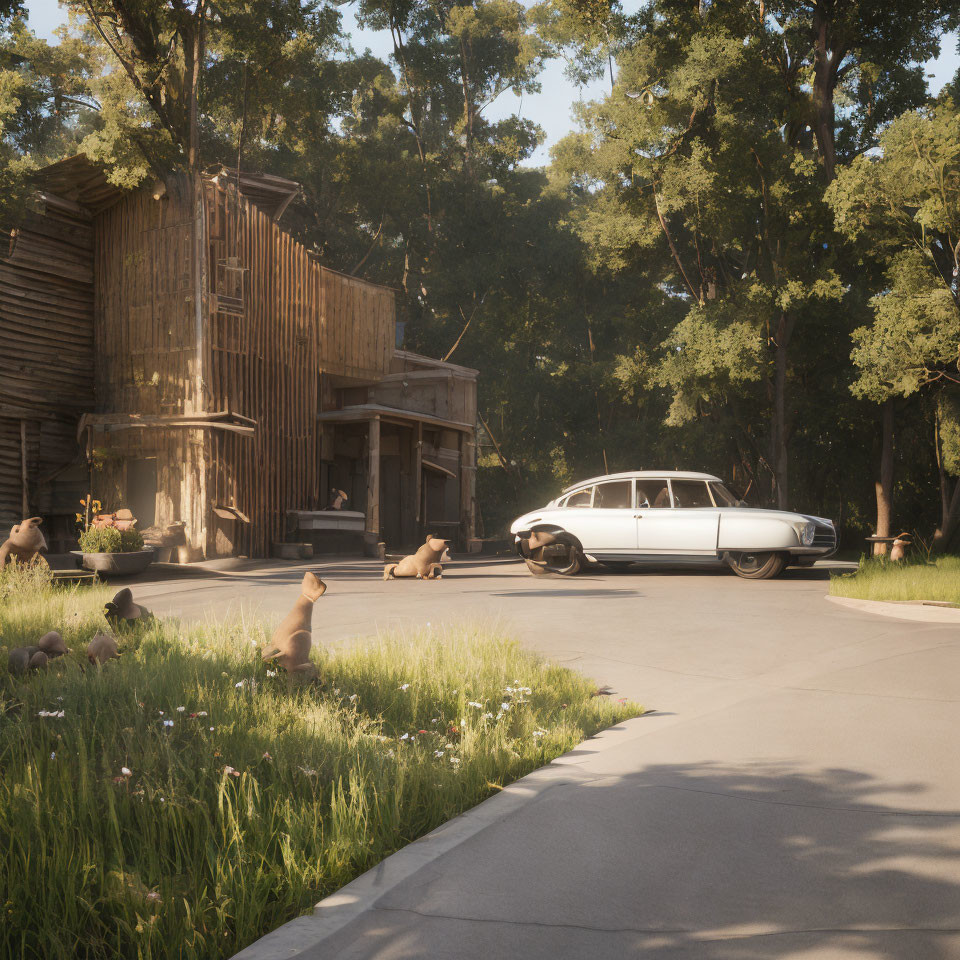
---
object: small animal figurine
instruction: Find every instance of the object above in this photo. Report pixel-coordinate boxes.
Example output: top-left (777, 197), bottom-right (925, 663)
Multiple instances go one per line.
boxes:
top-left (8, 646), bottom-right (40, 675)
top-left (261, 572), bottom-right (326, 677)
top-left (87, 631), bottom-right (120, 665)
top-left (37, 631), bottom-right (68, 658)
top-left (890, 533), bottom-right (911, 563)
top-left (104, 588), bottom-right (151, 628)
top-left (28, 650), bottom-right (48, 671)
top-left (383, 535), bottom-right (450, 580)
top-left (327, 488), bottom-right (349, 510)
top-left (0, 517), bottom-right (48, 569)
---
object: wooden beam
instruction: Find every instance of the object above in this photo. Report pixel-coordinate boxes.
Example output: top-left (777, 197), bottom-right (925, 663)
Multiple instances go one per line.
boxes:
top-left (20, 419), bottom-right (28, 516)
top-left (415, 420), bottom-right (423, 525)
top-left (459, 432), bottom-right (477, 549)
top-left (365, 415), bottom-right (380, 555)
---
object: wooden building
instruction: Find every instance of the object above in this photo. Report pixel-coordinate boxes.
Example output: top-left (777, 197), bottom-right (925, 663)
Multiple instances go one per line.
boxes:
top-left (0, 156), bottom-right (478, 558)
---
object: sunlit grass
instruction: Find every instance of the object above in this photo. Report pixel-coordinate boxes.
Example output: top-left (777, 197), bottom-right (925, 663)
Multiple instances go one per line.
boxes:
top-left (829, 555), bottom-right (960, 606)
top-left (0, 570), bottom-right (640, 960)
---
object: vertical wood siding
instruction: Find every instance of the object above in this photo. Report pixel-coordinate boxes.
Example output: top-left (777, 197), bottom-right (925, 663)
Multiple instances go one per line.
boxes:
top-left (0, 208), bottom-right (95, 530)
top-left (203, 180), bottom-right (396, 556)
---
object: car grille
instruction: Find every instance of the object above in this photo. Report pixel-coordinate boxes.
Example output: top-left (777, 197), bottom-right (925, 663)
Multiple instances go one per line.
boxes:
top-left (812, 527), bottom-right (837, 549)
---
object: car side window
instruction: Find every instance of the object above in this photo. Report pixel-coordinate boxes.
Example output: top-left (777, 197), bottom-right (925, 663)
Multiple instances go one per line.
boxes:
top-left (636, 479), bottom-right (670, 508)
top-left (564, 487), bottom-right (593, 507)
top-left (671, 480), bottom-right (713, 507)
top-left (594, 480), bottom-right (632, 509)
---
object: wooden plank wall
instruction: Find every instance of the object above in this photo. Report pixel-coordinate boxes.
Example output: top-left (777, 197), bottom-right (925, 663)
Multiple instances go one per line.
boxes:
top-left (0, 207), bottom-right (95, 531)
top-left (95, 177), bottom-right (198, 415)
top-left (93, 176), bottom-right (207, 546)
top-left (319, 268), bottom-right (395, 380)
top-left (203, 180), bottom-right (398, 556)
top-left (205, 181), bottom-right (313, 555)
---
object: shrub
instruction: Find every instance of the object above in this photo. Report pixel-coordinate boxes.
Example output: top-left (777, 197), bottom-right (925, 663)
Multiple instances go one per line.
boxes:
top-left (78, 526), bottom-right (121, 553)
top-left (78, 526), bottom-right (144, 553)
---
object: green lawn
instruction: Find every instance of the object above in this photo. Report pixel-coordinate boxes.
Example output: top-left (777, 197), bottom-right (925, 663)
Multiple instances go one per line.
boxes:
top-left (0, 566), bottom-right (640, 960)
top-left (829, 555), bottom-right (960, 606)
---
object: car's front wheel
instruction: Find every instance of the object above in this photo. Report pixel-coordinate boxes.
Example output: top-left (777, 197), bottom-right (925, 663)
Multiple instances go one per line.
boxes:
top-left (727, 551), bottom-right (786, 580)
top-left (519, 530), bottom-right (582, 577)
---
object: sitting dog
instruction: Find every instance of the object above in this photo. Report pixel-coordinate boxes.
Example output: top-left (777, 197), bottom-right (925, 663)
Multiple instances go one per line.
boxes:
top-left (383, 535), bottom-right (450, 580)
top-left (261, 571), bottom-right (326, 678)
top-left (0, 517), bottom-right (48, 569)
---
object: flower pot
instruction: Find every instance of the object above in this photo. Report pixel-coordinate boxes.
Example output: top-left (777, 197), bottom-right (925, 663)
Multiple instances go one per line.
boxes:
top-left (71, 548), bottom-right (154, 577)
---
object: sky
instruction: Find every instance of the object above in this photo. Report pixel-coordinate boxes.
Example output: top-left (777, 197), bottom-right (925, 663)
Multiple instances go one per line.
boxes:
top-left (19, 0), bottom-right (960, 166)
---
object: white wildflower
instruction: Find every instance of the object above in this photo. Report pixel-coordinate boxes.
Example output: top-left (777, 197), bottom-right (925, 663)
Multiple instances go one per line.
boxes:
top-left (467, 701), bottom-right (483, 709)
top-left (266, 669), bottom-right (277, 678)
top-left (434, 750), bottom-right (445, 758)
top-left (399, 683), bottom-right (410, 691)
top-left (449, 757), bottom-right (461, 765)
top-left (400, 732), bottom-right (410, 741)
top-left (176, 706), bottom-right (186, 713)
top-left (198, 711), bottom-right (208, 717)
top-left (121, 766), bottom-right (132, 776)
top-left (163, 719), bottom-right (174, 728)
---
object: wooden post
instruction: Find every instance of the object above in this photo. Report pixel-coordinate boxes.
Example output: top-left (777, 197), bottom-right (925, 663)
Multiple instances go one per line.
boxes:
top-left (459, 431), bottom-right (476, 551)
top-left (414, 421), bottom-right (423, 523)
top-left (365, 416), bottom-right (381, 555)
top-left (20, 420), bottom-right (28, 517)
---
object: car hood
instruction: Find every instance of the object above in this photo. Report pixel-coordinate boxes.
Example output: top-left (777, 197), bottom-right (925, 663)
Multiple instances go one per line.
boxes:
top-left (510, 505), bottom-right (834, 534)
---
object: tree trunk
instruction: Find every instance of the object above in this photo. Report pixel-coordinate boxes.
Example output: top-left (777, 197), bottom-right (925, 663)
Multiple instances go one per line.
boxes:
top-left (873, 400), bottom-right (894, 556)
top-left (811, 8), bottom-right (838, 181)
top-left (186, 1), bottom-right (206, 173)
top-left (933, 404), bottom-right (960, 551)
top-left (770, 313), bottom-right (794, 510)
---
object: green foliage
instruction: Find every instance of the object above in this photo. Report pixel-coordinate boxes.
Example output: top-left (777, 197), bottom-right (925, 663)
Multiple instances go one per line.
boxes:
top-left (78, 526), bottom-right (144, 554)
top-left (830, 102), bottom-right (960, 402)
top-left (0, 581), bottom-right (640, 959)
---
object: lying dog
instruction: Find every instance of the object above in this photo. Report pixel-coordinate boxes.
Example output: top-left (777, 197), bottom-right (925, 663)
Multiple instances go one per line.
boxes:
top-left (383, 535), bottom-right (450, 580)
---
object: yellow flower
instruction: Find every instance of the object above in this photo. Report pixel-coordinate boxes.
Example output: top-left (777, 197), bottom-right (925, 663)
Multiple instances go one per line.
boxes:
top-left (75, 513), bottom-right (84, 523)
top-left (93, 500), bottom-right (102, 511)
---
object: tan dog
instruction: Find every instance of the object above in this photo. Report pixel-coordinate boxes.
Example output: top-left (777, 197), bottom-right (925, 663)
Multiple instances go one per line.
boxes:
top-left (0, 517), bottom-right (48, 568)
top-left (261, 571), bottom-right (326, 678)
top-left (383, 535), bottom-right (450, 580)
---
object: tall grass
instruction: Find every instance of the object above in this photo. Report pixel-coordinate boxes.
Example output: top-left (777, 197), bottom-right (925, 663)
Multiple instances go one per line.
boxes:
top-left (829, 555), bottom-right (960, 605)
top-left (0, 569), bottom-right (640, 960)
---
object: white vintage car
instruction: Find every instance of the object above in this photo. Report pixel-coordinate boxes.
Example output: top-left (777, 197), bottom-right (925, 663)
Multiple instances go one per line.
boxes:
top-left (509, 471), bottom-right (837, 580)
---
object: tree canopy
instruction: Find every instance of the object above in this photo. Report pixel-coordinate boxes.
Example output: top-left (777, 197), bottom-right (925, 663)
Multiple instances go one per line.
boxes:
top-left (3, 0), bottom-right (960, 547)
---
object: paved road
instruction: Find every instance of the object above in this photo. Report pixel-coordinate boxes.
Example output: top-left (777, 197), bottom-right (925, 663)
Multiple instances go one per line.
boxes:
top-left (136, 558), bottom-right (960, 960)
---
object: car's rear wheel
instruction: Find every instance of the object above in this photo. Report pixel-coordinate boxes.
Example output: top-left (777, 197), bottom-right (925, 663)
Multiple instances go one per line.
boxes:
top-left (519, 530), bottom-right (582, 577)
top-left (727, 551), bottom-right (786, 580)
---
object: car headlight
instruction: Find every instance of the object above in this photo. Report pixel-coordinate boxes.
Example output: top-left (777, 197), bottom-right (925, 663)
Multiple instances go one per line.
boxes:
top-left (792, 521), bottom-right (816, 546)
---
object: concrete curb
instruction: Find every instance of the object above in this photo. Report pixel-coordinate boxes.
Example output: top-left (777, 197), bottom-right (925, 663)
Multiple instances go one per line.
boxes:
top-left (826, 594), bottom-right (960, 623)
top-left (230, 715), bottom-right (651, 960)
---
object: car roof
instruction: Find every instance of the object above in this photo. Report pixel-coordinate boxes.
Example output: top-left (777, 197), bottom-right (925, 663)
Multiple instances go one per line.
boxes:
top-left (561, 471), bottom-right (722, 494)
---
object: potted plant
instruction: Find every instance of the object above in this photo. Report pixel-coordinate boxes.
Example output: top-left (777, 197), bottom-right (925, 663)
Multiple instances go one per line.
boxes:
top-left (72, 502), bottom-right (154, 576)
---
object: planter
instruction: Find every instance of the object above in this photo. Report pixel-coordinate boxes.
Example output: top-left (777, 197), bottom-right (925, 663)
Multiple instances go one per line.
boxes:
top-left (71, 548), bottom-right (155, 577)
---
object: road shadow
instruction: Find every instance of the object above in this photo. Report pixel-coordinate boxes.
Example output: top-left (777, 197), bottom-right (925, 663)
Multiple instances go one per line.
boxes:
top-left (325, 761), bottom-right (960, 960)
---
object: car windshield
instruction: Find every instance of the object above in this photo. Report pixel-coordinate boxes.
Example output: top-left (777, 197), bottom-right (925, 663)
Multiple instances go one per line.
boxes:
top-left (709, 481), bottom-right (740, 507)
